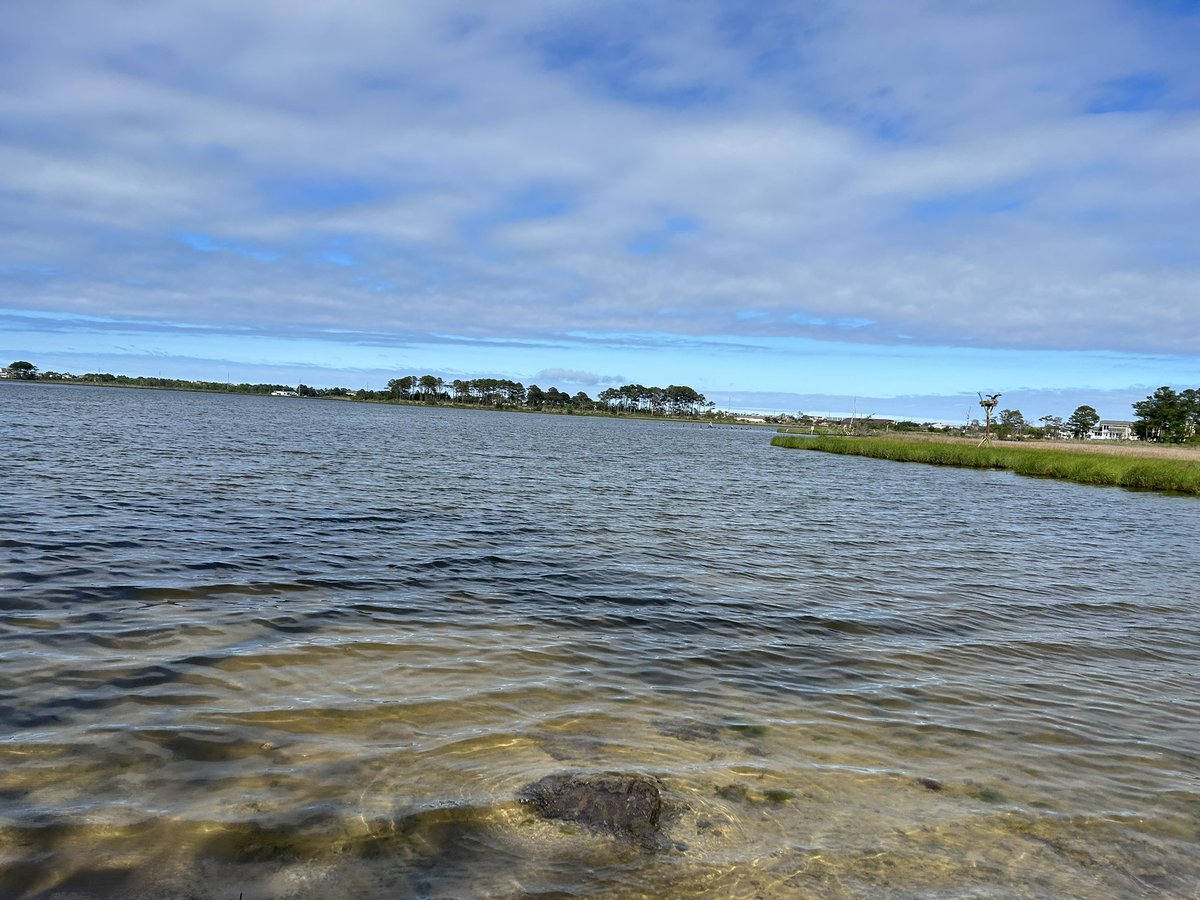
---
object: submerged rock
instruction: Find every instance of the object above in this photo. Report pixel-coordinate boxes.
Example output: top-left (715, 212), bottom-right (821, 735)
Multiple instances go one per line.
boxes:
top-left (518, 772), bottom-right (663, 843)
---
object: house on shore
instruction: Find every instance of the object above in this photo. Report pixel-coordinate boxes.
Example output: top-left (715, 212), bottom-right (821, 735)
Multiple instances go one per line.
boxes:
top-left (1088, 420), bottom-right (1136, 440)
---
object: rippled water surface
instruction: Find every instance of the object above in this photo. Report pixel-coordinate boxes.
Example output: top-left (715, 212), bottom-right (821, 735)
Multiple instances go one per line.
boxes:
top-left (2, 382), bottom-right (1198, 898)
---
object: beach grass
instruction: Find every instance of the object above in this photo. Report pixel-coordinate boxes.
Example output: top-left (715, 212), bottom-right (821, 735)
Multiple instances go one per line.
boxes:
top-left (770, 435), bottom-right (1200, 495)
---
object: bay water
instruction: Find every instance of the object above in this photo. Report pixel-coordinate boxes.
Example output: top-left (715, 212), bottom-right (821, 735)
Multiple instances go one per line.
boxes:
top-left (1, 382), bottom-right (1198, 898)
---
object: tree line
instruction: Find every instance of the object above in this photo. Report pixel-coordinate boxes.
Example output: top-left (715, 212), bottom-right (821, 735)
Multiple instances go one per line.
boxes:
top-left (4, 361), bottom-right (712, 418)
top-left (2, 361), bottom-right (356, 398)
top-left (385, 375), bottom-right (710, 416)
top-left (973, 387), bottom-right (1199, 444)
top-left (983, 406), bottom-right (1100, 441)
top-left (7, 360), bottom-right (1196, 438)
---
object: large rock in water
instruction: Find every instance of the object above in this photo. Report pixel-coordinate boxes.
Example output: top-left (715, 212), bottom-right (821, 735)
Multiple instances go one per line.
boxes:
top-left (518, 772), bottom-right (663, 843)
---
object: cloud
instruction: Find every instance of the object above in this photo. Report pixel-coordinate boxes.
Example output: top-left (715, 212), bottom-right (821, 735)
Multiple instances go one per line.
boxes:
top-left (534, 367), bottom-right (625, 386)
top-left (2, 0), bottom-right (1198, 400)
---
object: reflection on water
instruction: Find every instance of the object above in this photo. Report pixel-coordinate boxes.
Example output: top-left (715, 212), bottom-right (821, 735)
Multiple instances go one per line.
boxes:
top-left (2, 382), bottom-right (1198, 898)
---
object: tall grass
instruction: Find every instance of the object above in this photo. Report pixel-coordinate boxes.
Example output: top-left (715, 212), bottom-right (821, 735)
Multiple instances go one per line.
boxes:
top-left (770, 435), bottom-right (1200, 495)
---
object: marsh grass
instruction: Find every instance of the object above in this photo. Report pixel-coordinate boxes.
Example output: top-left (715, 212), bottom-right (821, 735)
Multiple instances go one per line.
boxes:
top-left (770, 435), bottom-right (1200, 495)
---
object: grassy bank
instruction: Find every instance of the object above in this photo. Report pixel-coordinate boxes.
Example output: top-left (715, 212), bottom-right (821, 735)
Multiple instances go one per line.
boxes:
top-left (770, 435), bottom-right (1200, 495)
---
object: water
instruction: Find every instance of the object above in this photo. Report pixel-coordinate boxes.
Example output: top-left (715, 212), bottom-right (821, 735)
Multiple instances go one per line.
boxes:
top-left (2, 381), bottom-right (1198, 899)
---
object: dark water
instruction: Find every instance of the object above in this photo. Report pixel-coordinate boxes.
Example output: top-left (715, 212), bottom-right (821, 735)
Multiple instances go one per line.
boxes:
top-left (1, 381), bottom-right (1198, 899)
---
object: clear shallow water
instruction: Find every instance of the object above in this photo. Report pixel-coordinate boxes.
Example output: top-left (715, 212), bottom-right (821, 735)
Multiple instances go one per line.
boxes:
top-left (1, 382), bottom-right (1198, 899)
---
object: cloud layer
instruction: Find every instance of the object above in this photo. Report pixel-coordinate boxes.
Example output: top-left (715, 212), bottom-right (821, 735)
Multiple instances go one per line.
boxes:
top-left (2, 0), bottom-right (1198, 412)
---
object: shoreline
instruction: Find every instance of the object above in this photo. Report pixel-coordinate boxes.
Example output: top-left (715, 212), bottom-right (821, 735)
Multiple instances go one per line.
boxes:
top-left (771, 434), bottom-right (1200, 495)
top-left (1, 378), bottom-right (776, 428)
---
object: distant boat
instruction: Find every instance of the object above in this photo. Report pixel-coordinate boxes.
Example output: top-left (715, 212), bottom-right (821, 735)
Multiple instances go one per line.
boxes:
top-left (270, 390), bottom-right (300, 397)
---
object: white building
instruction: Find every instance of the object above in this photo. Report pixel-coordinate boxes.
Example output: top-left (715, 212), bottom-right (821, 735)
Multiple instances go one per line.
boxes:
top-left (1089, 420), bottom-right (1136, 440)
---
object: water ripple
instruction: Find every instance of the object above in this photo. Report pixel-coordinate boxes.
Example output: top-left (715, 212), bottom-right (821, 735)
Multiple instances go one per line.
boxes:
top-left (2, 384), bottom-right (1199, 897)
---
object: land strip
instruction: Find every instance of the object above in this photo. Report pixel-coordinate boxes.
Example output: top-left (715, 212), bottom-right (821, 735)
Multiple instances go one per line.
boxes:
top-left (770, 434), bottom-right (1200, 495)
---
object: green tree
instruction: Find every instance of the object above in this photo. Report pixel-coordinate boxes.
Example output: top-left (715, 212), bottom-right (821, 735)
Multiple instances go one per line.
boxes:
top-left (1132, 386), bottom-right (1199, 443)
top-left (597, 387), bottom-right (622, 410)
top-left (665, 385), bottom-right (705, 415)
top-left (996, 408), bottom-right (1026, 439)
top-left (1067, 405), bottom-right (1100, 439)
top-left (501, 380), bottom-right (526, 405)
top-left (386, 375), bottom-right (416, 400)
top-left (6, 360), bottom-right (38, 379)
top-left (417, 375), bottom-right (442, 401)
top-left (1184, 389), bottom-right (1200, 440)
top-left (1038, 415), bottom-right (1064, 440)
top-left (619, 384), bottom-right (650, 412)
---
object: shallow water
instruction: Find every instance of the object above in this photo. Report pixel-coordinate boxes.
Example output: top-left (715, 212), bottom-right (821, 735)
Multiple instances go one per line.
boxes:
top-left (1, 382), bottom-right (1198, 898)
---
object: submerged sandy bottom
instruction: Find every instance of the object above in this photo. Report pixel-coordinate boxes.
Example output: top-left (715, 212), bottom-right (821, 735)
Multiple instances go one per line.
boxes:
top-left (3, 621), bottom-right (1196, 899)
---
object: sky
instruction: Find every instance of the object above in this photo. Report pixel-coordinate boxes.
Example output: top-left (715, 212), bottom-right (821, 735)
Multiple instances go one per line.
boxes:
top-left (2, 0), bottom-right (1198, 422)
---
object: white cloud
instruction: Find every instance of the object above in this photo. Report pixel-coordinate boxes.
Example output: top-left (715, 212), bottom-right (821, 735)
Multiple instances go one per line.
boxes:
top-left (2, 0), bottom-right (1198, 398)
top-left (534, 367), bottom-right (624, 387)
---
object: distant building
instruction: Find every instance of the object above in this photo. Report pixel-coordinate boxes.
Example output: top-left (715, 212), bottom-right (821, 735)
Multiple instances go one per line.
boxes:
top-left (1089, 420), bottom-right (1136, 440)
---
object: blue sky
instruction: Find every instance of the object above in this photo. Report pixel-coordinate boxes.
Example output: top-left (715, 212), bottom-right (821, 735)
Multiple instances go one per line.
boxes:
top-left (2, 0), bottom-right (1198, 421)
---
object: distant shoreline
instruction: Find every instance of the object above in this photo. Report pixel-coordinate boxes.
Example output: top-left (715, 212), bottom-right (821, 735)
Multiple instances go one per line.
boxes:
top-left (771, 433), bottom-right (1200, 495)
top-left (1, 377), bottom-right (779, 427)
